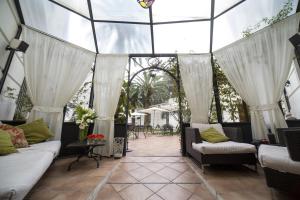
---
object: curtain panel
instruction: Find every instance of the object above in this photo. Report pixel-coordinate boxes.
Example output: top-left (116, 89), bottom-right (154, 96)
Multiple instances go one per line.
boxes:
top-left (23, 26), bottom-right (95, 140)
top-left (178, 54), bottom-right (213, 123)
top-left (214, 13), bottom-right (300, 140)
top-left (93, 54), bottom-right (128, 156)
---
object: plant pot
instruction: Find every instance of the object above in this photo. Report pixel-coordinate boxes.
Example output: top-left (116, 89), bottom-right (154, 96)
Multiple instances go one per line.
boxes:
top-left (79, 127), bottom-right (88, 142)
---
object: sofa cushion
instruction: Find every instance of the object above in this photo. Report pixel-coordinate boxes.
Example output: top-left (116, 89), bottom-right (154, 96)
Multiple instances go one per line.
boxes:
top-left (191, 123), bottom-right (225, 135)
top-left (200, 128), bottom-right (229, 143)
top-left (258, 144), bottom-right (300, 175)
top-left (18, 119), bottom-right (53, 144)
top-left (0, 130), bottom-right (17, 155)
top-left (192, 141), bottom-right (256, 155)
top-left (0, 124), bottom-right (28, 148)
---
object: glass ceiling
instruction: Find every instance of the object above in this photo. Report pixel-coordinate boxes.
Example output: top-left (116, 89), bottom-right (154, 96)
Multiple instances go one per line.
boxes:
top-left (19, 0), bottom-right (299, 54)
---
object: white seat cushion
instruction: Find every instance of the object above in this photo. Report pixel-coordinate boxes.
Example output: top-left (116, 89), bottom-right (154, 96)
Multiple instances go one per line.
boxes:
top-left (18, 140), bottom-right (61, 158)
top-left (258, 144), bottom-right (300, 175)
top-left (191, 123), bottom-right (225, 135)
top-left (192, 141), bottom-right (256, 155)
top-left (0, 150), bottom-right (54, 200)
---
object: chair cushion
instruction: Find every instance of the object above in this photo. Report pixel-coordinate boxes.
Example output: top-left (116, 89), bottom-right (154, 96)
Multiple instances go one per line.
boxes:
top-left (0, 130), bottom-right (17, 155)
top-left (258, 144), bottom-right (300, 175)
top-left (18, 119), bottom-right (53, 144)
top-left (191, 123), bottom-right (225, 135)
top-left (0, 124), bottom-right (28, 148)
top-left (192, 141), bottom-right (256, 155)
top-left (200, 128), bottom-right (229, 143)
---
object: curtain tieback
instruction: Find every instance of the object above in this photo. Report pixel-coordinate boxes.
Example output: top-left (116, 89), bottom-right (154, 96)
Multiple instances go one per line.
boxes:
top-left (32, 106), bottom-right (63, 113)
top-left (249, 104), bottom-right (277, 112)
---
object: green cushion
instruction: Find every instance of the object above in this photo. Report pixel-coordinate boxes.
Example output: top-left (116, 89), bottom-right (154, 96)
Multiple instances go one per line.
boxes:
top-left (18, 119), bottom-right (53, 144)
top-left (0, 130), bottom-right (17, 155)
top-left (200, 127), bottom-right (229, 143)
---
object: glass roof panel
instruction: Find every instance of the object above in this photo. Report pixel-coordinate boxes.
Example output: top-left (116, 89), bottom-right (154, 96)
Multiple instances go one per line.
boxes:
top-left (213, 0), bottom-right (299, 51)
top-left (91, 0), bottom-right (149, 22)
top-left (53, 0), bottom-right (90, 17)
top-left (214, 0), bottom-right (242, 16)
top-left (95, 23), bottom-right (152, 53)
top-left (20, 0), bottom-right (95, 52)
top-left (154, 21), bottom-right (211, 53)
top-left (152, 0), bottom-right (211, 22)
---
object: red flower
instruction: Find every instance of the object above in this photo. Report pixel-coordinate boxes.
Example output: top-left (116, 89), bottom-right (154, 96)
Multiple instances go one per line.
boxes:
top-left (87, 133), bottom-right (105, 140)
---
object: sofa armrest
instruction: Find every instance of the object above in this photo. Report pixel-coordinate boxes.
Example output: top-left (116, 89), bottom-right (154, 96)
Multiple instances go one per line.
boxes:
top-left (185, 128), bottom-right (202, 144)
top-left (223, 127), bottom-right (243, 142)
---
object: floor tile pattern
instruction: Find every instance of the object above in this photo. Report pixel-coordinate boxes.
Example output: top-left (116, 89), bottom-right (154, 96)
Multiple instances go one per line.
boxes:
top-left (96, 157), bottom-right (215, 200)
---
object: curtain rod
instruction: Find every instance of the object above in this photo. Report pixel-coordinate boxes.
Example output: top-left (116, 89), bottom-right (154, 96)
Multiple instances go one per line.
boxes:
top-left (22, 25), bottom-right (96, 55)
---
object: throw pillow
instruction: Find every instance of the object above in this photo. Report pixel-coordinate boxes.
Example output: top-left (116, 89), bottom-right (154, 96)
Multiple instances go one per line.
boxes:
top-left (18, 119), bottom-right (53, 144)
top-left (200, 127), bottom-right (229, 143)
top-left (0, 130), bottom-right (17, 155)
top-left (192, 123), bottom-right (226, 135)
top-left (0, 124), bottom-right (28, 148)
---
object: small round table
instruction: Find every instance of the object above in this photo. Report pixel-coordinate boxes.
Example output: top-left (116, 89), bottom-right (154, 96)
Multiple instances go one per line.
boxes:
top-left (66, 141), bottom-right (105, 171)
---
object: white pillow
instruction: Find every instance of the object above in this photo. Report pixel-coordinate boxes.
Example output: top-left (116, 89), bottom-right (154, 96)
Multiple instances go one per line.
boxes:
top-left (191, 123), bottom-right (225, 135)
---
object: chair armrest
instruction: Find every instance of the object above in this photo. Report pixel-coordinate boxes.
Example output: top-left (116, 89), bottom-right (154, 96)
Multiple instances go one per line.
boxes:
top-left (223, 127), bottom-right (243, 142)
top-left (185, 127), bottom-right (202, 144)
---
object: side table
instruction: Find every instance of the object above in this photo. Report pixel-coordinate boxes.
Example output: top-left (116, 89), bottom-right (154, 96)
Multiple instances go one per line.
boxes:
top-left (66, 141), bottom-right (105, 171)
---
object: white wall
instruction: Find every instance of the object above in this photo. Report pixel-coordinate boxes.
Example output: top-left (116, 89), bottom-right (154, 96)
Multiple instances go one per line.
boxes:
top-left (0, 0), bottom-right (24, 120)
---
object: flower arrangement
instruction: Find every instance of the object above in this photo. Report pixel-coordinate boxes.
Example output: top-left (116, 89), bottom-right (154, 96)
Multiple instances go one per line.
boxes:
top-left (87, 133), bottom-right (105, 144)
top-left (75, 105), bottom-right (97, 142)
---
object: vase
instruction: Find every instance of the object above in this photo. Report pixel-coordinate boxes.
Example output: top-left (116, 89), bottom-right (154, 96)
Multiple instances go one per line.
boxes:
top-left (79, 127), bottom-right (88, 142)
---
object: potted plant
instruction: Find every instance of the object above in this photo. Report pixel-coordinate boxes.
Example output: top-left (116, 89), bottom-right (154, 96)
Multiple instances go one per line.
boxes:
top-left (87, 133), bottom-right (105, 144)
top-left (75, 105), bottom-right (97, 142)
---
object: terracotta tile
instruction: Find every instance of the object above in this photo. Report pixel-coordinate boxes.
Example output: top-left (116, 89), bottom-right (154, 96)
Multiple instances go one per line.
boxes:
top-left (121, 163), bottom-right (141, 171)
top-left (156, 167), bottom-right (182, 181)
top-left (144, 184), bottom-right (165, 192)
top-left (157, 184), bottom-right (192, 200)
top-left (26, 188), bottom-right (58, 200)
top-left (51, 190), bottom-right (90, 200)
top-left (96, 184), bottom-right (123, 200)
top-left (111, 184), bottom-right (131, 192)
top-left (128, 166), bottom-right (153, 180)
top-left (147, 194), bottom-right (164, 200)
top-left (139, 163), bottom-right (165, 172)
top-left (109, 170), bottom-right (138, 184)
top-left (119, 184), bottom-right (153, 200)
top-left (140, 173), bottom-right (170, 183)
top-left (173, 170), bottom-right (202, 184)
top-left (168, 163), bottom-right (189, 173)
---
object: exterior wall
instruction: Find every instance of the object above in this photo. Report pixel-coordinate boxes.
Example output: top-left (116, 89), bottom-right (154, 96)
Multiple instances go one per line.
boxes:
top-left (0, 0), bottom-right (24, 120)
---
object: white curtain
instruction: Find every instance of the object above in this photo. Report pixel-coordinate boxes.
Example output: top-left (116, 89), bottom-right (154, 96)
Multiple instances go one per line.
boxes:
top-left (214, 13), bottom-right (300, 140)
top-left (178, 54), bottom-right (213, 123)
top-left (23, 26), bottom-right (95, 140)
top-left (93, 54), bottom-right (127, 156)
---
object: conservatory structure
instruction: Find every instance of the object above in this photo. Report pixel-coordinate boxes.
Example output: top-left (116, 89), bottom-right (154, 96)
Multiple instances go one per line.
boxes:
top-left (1, 0), bottom-right (300, 199)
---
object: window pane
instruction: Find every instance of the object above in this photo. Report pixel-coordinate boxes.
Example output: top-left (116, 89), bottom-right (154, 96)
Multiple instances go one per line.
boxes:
top-left (213, 0), bottom-right (298, 51)
top-left (154, 22), bottom-right (210, 53)
top-left (53, 0), bottom-right (90, 17)
top-left (20, 0), bottom-right (95, 52)
top-left (152, 0), bottom-right (211, 22)
top-left (214, 0), bottom-right (242, 16)
top-left (95, 23), bottom-right (152, 53)
top-left (91, 0), bottom-right (149, 22)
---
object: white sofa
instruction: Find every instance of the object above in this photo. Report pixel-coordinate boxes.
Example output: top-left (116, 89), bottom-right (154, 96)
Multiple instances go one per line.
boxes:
top-left (0, 141), bottom-right (61, 200)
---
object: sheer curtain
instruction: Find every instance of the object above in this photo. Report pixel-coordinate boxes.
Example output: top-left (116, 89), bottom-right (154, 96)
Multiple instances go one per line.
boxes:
top-left (178, 54), bottom-right (213, 123)
top-left (214, 13), bottom-right (300, 140)
top-left (23, 26), bottom-right (95, 140)
top-left (93, 54), bottom-right (127, 156)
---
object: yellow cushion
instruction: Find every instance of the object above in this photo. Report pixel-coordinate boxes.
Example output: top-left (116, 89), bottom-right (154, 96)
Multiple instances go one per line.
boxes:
top-left (18, 119), bottom-right (53, 144)
top-left (200, 128), bottom-right (229, 143)
top-left (0, 130), bottom-right (17, 155)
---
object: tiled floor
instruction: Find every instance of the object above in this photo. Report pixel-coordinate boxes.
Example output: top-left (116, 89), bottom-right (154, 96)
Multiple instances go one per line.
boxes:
top-left (127, 135), bottom-right (181, 157)
top-left (96, 156), bottom-right (215, 200)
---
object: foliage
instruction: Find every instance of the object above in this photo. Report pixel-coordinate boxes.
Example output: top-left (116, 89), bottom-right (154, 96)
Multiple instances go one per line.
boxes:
top-left (2, 86), bottom-right (17, 100)
top-left (75, 105), bottom-right (97, 129)
top-left (242, 0), bottom-right (293, 37)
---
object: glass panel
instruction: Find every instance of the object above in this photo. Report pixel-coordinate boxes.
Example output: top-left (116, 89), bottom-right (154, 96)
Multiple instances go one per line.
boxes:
top-left (213, 0), bottom-right (299, 51)
top-left (154, 22), bottom-right (210, 53)
top-left (95, 23), bottom-right (152, 53)
top-left (152, 0), bottom-right (211, 22)
top-left (91, 0), bottom-right (149, 22)
top-left (20, 0), bottom-right (95, 52)
top-left (53, 0), bottom-right (90, 17)
top-left (214, 0), bottom-right (242, 16)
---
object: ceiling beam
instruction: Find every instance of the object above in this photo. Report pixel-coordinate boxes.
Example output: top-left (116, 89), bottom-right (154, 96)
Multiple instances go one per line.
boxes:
top-left (87, 0), bottom-right (99, 53)
top-left (214, 0), bottom-right (246, 19)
